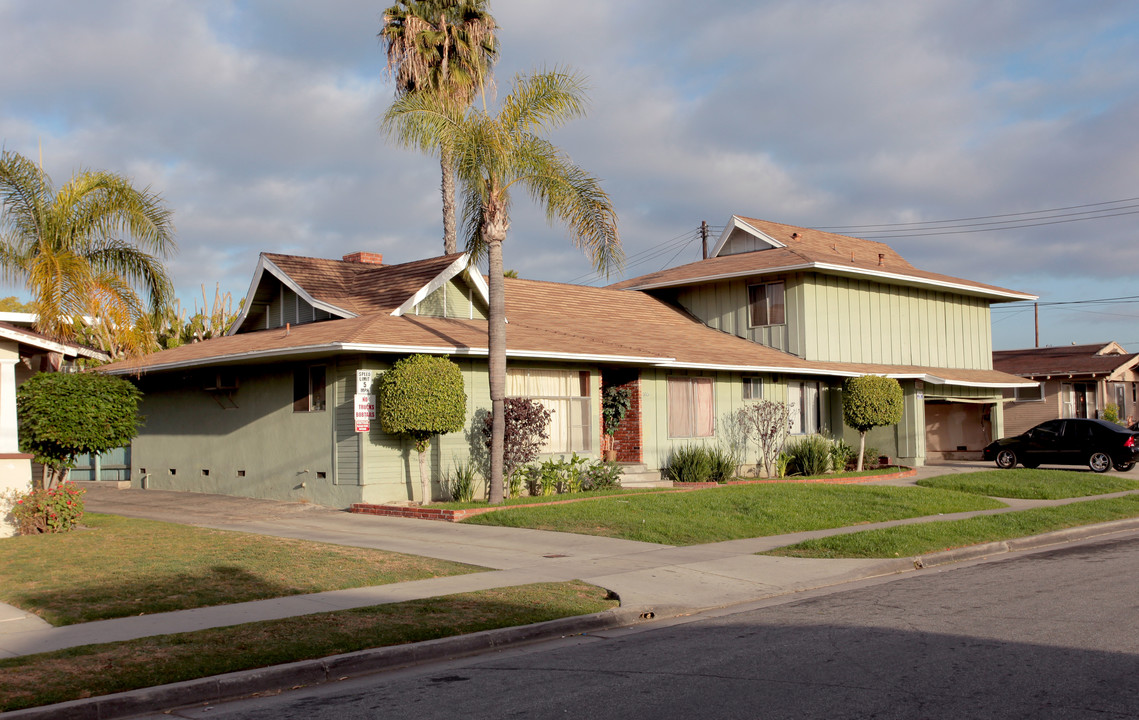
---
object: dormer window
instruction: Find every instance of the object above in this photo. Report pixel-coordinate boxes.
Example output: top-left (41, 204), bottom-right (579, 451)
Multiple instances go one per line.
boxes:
top-left (748, 281), bottom-right (785, 327)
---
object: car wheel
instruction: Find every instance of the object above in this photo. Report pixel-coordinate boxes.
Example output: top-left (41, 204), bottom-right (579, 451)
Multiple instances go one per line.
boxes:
top-left (1114, 461), bottom-right (1136, 472)
top-left (1088, 451), bottom-right (1112, 473)
top-left (995, 449), bottom-right (1017, 469)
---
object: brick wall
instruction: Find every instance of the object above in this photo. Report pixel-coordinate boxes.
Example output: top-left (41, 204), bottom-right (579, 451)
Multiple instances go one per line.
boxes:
top-left (606, 374), bottom-right (642, 462)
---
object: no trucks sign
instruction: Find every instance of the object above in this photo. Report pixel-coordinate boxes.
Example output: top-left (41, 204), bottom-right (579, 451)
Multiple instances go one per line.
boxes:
top-left (354, 393), bottom-right (376, 432)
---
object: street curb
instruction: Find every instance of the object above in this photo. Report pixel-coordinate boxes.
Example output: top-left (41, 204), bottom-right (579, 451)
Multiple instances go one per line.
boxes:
top-left (1, 606), bottom-right (650, 720)
top-left (908, 517), bottom-right (1139, 569)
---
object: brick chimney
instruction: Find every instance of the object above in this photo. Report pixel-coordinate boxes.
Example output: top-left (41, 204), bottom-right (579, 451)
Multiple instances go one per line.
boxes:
top-left (342, 252), bottom-right (383, 265)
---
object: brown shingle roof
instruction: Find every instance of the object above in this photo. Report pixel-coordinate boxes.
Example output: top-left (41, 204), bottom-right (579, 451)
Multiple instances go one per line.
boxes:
top-left (609, 217), bottom-right (1033, 301)
top-left (102, 269), bottom-right (1031, 389)
top-left (261, 252), bottom-right (465, 316)
top-left (993, 343), bottom-right (1139, 378)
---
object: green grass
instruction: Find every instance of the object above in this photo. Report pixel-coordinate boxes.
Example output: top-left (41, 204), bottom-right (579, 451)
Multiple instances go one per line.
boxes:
top-left (767, 494), bottom-right (1139, 559)
top-left (916, 469), bottom-right (1139, 499)
top-left (0, 581), bottom-right (617, 712)
top-left (0, 513), bottom-right (485, 626)
top-left (462, 484), bottom-right (1005, 545)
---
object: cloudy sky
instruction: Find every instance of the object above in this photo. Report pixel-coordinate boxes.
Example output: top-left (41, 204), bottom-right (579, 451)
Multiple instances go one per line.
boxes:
top-left (2, 0), bottom-right (1137, 351)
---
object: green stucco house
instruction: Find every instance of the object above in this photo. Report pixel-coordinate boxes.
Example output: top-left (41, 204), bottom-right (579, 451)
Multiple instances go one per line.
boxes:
top-left (103, 217), bottom-right (1035, 507)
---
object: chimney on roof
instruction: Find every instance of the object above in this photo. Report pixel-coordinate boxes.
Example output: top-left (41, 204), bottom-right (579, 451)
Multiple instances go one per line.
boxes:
top-left (342, 252), bottom-right (383, 265)
top-left (878, 253), bottom-right (884, 266)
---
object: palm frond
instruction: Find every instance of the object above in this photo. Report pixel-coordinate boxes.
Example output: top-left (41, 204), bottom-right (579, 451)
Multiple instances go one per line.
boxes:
top-left (499, 70), bottom-right (589, 135)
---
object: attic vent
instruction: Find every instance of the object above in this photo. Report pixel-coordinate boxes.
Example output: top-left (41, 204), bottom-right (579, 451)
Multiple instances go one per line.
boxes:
top-left (790, 232), bottom-right (801, 240)
top-left (343, 252), bottom-right (384, 265)
top-left (878, 253), bottom-right (885, 266)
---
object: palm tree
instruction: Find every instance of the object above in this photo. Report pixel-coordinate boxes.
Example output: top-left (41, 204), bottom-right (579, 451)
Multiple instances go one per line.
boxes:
top-left (0, 150), bottom-right (176, 358)
top-left (379, 0), bottom-right (498, 254)
top-left (383, 69), bottom-right (622, 503)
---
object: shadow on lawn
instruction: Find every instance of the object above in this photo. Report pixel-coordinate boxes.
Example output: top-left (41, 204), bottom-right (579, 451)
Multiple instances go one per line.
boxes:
top-left (13, 565), bottom-right (304, 626)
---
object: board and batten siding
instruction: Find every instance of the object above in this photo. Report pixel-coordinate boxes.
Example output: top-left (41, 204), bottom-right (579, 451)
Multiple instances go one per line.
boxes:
top-left (672, 273), bottom-right (994, 369)
top-left (413, 277), bottom-right (489, 320)
top-left (673, 278), bottom-right (795, 354)
top-left (801, 274), bottom-right (993, 368)
top-left (128, 364), bottom-right (358, 507)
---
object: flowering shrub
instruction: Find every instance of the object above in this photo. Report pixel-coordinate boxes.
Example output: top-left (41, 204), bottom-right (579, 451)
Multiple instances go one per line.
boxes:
top-left (9, 482), bottom-right (85, 534)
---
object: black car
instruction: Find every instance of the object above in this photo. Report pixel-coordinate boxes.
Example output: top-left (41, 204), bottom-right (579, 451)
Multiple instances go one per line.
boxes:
top-left (982, 418), bottom-right (1139, 472)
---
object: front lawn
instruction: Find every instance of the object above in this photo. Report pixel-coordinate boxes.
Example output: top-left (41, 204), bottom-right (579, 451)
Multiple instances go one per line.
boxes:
top-left (462, 484), bottom-right (1005, 545)
top-left (0, 513), bottom-right (485, 625)
top-left (0, 581), bottom-right (616, 713)
top-left (916, 469), bottom-right (1139, 499)
top-left (767, 494), bottom-right (1139, 559)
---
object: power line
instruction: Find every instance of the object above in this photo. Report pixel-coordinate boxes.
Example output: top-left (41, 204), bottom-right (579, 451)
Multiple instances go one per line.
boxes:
top-left (815, 195), bottom-right (1139, 231)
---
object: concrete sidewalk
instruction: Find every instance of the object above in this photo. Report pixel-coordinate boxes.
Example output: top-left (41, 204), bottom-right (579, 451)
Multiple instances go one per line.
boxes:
top-left (3, 462), bottom-right (1135, 661)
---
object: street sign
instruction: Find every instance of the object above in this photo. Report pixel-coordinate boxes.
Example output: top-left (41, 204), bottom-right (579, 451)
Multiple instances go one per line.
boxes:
top-left (356, 369), bottom-right (374, 395)
top-left (354, 393), bottom-right (375, 432)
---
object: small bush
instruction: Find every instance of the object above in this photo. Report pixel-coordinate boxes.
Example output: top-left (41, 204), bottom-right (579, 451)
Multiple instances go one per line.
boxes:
top-left (582, 460), bottom-right (622, 490)
top-left (862, 446), bottom-right (880, 469)
top-left (707, 446), bottom-right (738, 483)
top-left (9, 482), bottom-right (85, 534)
top-left (665, 445), bottom-right (714, 483)
top-left (830, 439), bottom-right (855, 471)
top-left (1103, 403), bottom-right (1122, 425)
top-left (522, 454), bottom-right (590, 496)
top-left (442, 459), bottom-right (481, 503)
top-left (784, 435), bottom-right (834, 476)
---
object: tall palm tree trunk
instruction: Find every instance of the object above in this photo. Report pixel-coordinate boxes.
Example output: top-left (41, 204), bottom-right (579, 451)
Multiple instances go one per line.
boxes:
top-left (440, 146), bottom-right (458, 254)
top-left (486, 233), bottom-right (506, 503)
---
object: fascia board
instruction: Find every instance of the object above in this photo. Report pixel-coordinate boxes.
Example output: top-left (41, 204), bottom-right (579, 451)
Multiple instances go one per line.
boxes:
top-left (0, 325), bottom-right (71, 356)
top-left (810, 263), bottom-right (1038, 301)
top-left (227, 256), bottom-right (356, 336)
top-left (390, 254), bottom-right (489, 317)
top-left (626, 259), bottom-right (1036, 302)
top-left (104, 342), bottom-right (671, 375)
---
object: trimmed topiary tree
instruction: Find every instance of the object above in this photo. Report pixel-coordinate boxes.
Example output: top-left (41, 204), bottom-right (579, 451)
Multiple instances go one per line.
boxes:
top-left (17, 372), bottom-right (143, 489)
top-left (377, 355), bottom-right (467, 503)
top-left (842, 375), bottom-right (904, 471)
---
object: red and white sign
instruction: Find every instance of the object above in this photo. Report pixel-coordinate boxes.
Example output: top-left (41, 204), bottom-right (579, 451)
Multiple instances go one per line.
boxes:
top-left (354, 394), bottom-right (376, 432)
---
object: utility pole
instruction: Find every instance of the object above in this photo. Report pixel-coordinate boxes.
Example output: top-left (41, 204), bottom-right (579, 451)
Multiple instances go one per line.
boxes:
top-left (1034, 302), bottom-right (1039, 347)
top-left (701, 221), bottom-right (709, 260)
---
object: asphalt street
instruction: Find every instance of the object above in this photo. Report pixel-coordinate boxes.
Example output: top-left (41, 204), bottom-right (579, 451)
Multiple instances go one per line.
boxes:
top-left (138, 531), bottom-right (1139, 720)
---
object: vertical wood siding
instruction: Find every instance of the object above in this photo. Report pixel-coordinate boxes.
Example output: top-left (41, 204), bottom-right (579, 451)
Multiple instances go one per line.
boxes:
top-left (801, 274), bottom-right (993, 369)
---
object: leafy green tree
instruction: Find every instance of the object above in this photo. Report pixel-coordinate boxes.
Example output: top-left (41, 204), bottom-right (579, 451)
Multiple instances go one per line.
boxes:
top-left (17, 372), bottom-right (142, 489)
top-left (379, 0), bottom-right (498, 253)
top-left (377, 354), bottom-right (467, 503)
top-left (0, 296), bottom-right (34, 313)
top-left (383, 69), bottom-right (622, 503)
top-left (0, 150), bottom-right (176, 358)
top-left (842, 375), bottom-right (904, 471)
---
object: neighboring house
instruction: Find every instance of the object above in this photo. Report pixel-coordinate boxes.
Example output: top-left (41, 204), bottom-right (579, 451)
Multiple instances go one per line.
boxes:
top-left (101, 218), bottom-right (1035, 507)
top-left (0, 321), bottom-right (110, 536)
top-left (994, 342), bottom-right (1139, 436)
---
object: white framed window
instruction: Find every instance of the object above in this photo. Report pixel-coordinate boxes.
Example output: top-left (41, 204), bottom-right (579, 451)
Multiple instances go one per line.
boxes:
top-left (293, 366), bottom-right (326, 412)
top-left (748, 281), bottom-right (785, 327)
top-left (668, 376), bottom-right (715, 438)
top-left (507, 369), bottom-right (592, 454)
top-left (742, 376), bottom-right (763, 400)
top-left (788, 380), bottom-right (821, 434)
top-left (1014, 383), bottom-right (1044, 402)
